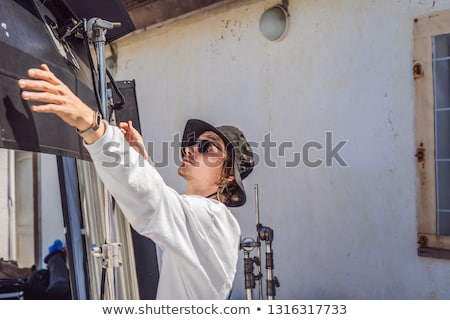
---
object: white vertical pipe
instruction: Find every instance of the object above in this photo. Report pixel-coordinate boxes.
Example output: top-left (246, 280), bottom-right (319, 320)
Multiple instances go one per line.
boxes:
top-left (7, 150), bottom-right (16, 261)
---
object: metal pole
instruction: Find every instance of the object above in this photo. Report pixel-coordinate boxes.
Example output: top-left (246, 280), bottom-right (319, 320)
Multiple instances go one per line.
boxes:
top-left (243, 250), bottom-right (253, 300)
top-left (254, 184), bottom-right (263, 300)
top-left (87, 17), bottom-right (121, 300)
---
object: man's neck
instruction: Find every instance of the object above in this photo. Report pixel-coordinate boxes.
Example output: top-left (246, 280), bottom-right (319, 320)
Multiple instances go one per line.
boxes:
top-left (186, 184), bottom-right (218, 198)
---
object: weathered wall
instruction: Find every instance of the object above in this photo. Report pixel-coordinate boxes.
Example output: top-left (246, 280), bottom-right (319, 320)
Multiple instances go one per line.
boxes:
top-left (108, 0), bottom-right (450, 299)
top-left (0, 0), bottom-right (444, 299)
top-left (0, 150), bottom-right (10, 260)
top-left (107, 0), bottom-right (450, 298)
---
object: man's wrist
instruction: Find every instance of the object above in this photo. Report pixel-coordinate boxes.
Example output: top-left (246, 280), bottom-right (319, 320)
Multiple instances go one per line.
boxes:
top-left (77, 111), bottom-right (102, 138)
top-left (83, 120), bottom-right (107, 145)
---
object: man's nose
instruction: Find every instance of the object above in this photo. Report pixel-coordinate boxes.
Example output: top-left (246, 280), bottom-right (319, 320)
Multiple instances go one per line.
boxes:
top-left (183, 144), bottom-right (195, 155)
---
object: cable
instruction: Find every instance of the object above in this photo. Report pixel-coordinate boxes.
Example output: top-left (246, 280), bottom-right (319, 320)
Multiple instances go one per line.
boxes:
top-left (82, 28), bottom-right (103, 117)
top-left (106, 68), bottom-right (126, 110)
top-left (100, 266), bottom-right (106, 300)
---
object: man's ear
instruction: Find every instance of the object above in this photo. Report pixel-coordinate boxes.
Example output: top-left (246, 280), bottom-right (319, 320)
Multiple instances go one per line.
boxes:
top-left (219, 174), bottom-right (234, 185)
top-left (227, 175), bottom-right (235, 183)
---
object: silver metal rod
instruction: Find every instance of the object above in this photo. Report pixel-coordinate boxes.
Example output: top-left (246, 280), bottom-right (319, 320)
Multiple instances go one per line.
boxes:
top-left (266, 242), bottom-right (274, 300)
top-left (244, 250), bottom-right (253, 300)
top-left (254, 184), bottom-right (260, 225)
top-left (97, 40), bottom-right (107, 118)
top-left (98, 34), bottom-right (116, 301)
top-left (88, 17), bottom-right (121, 300)
top-left (254, 184), bottom-right (263, 300)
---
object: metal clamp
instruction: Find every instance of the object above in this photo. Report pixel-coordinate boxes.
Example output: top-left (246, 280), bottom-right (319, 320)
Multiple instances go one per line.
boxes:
top-left (91, 243), bottom-right (122, 269)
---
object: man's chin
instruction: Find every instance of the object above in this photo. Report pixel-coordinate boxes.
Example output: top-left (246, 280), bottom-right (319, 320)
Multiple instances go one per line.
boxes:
top-left (177, 165), bottom-right (186, 178)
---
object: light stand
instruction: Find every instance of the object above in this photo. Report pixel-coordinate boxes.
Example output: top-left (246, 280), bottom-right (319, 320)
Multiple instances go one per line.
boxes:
top-left (86, 17), bottom-right (122, 300)
top-left (240, 184), bottom-right (280, 300)
top-left (240, 237), bottom-right (262, 300)
top-left (258, 225), bottom-right (279, 299)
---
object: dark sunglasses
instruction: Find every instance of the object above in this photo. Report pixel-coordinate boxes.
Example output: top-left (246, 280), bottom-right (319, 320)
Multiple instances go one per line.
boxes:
top-left (185, 139), bottom-right (223, 154)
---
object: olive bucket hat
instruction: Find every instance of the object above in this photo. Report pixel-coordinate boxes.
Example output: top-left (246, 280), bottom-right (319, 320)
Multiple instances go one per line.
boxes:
top-left (181, 119), bottom-right (254, 207)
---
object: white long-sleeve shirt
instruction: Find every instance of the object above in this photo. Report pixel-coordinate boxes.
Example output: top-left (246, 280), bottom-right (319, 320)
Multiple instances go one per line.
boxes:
top-left (83, 123), bottom-right (241, 299)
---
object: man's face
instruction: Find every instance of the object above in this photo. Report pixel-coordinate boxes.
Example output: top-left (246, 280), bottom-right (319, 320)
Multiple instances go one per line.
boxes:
top-left (178, 131), bottom-right (227, 185)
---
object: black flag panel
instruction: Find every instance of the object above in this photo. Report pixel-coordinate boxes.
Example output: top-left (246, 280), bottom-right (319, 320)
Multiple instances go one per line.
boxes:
top-left (0, 0), bottom-right (135, 161)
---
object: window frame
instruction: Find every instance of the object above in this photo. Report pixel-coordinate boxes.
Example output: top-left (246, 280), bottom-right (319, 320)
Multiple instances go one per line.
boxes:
top-left (414, 9), bottom-right (450, 258)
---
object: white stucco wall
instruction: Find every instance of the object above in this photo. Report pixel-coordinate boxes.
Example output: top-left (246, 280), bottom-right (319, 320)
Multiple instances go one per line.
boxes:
top-left (38, 153), bottom-right (65, 266)
top-left (0, 151), bottom-right (64, 268)
top-left (14, 151), bottom-right (34, 267)
top-left (0, 149), bottom-right (9, 259)
top-left (107, 0), bottom-right (450, 299)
